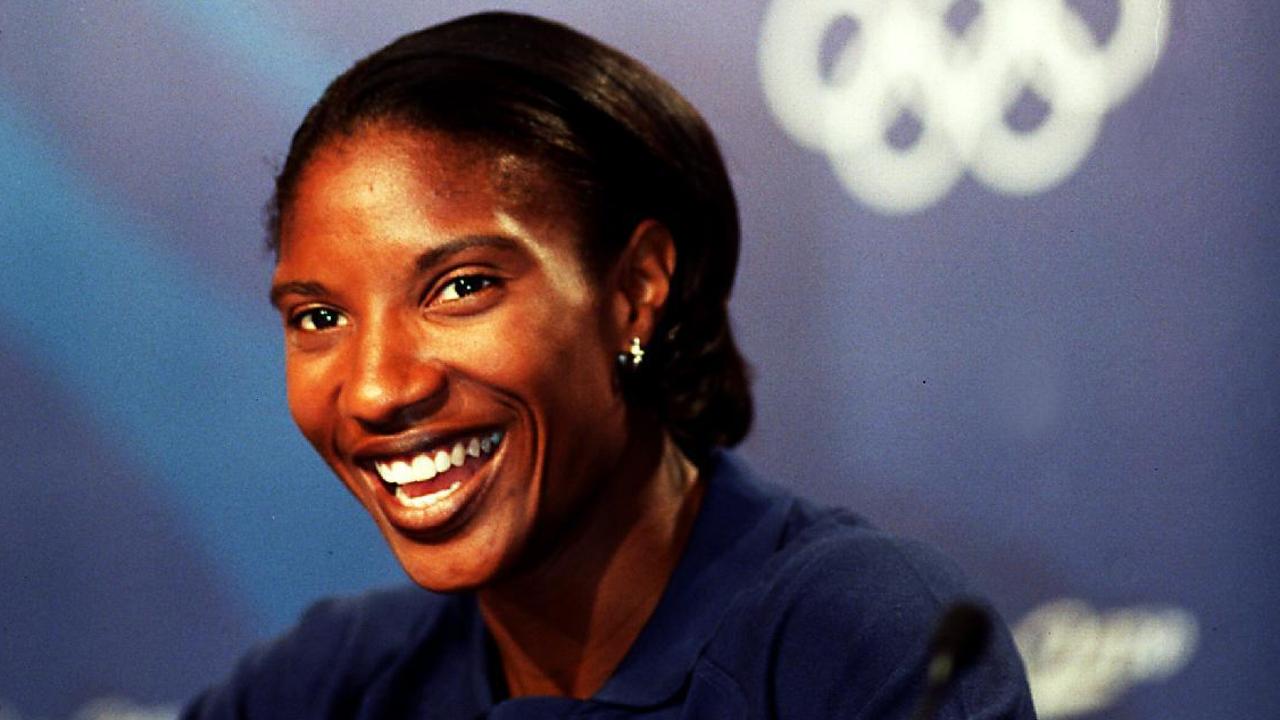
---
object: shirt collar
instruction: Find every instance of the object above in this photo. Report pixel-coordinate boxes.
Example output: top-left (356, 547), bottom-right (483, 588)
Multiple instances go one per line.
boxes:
top-left (589, 450), bottom-right (795, 707)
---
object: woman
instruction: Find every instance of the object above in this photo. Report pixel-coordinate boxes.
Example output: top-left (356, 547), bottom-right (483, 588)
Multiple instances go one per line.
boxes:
top-left (186, 12), bottom-right (1034, 719)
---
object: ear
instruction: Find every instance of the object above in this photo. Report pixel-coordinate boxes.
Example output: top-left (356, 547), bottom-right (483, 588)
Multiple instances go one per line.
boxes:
top-left (610, 219), bottom-right (676, 348)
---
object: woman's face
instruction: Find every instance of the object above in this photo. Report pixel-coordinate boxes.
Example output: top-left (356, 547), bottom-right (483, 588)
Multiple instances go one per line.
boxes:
top-left (271, 124), bottom-right (632, 590)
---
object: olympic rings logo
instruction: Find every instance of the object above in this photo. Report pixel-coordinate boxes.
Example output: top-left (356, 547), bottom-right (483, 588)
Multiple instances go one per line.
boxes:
top-left (759, 0), bottom-right (1170, 213)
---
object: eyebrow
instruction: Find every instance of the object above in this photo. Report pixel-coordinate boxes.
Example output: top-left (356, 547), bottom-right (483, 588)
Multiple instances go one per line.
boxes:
top-left (269, 280), bottom-right (329, 309)
top-left (268, 234), bottom-right (521, 308)
top-left (414, 234), bottom-right (520, 273)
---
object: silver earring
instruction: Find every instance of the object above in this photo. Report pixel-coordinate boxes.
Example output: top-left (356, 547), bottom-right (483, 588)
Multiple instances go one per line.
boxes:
top-left (617, 336), bottom-right (645, 370)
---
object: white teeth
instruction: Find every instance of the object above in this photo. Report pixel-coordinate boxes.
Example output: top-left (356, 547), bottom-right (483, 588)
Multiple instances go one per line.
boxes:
top-left (390, 460), bottom-right (411, 484)
top-left (411, 453), bottom-right (436, 481)
top-left (433, 450), bottom-right (451, 473)
top-left (395, 480), bottom-right (462, 508)
top-left (375, 459), bottom-right (417, 485)
top-left (373, 430), bottom-right (504, 485)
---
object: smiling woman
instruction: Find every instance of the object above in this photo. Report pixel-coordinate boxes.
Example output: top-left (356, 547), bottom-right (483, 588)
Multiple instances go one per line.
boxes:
top-left (273, 124), bottom-right (677, 598)
top-left (184, 12), bottom-right (1035, 719)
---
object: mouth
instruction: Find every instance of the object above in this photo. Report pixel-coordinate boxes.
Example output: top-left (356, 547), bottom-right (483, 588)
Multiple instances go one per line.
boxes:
top-left (356, 428), bottom-right (505, 536)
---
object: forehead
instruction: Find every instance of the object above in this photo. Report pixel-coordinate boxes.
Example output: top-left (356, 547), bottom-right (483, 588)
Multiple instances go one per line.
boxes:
top-left (274, 123), bottom-right (593, 302)
top-left (282, 123), bottom-right (553, 239)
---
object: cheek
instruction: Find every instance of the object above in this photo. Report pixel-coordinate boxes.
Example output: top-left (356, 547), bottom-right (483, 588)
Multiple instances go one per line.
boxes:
top-left (459, 300), bottom-right (613, 410)
top-left (284, 353), bottom-right (338, 447)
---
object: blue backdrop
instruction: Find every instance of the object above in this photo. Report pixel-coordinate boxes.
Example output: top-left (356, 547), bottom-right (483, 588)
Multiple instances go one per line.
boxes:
top-left (2, 2), bottom-right (1276, 719)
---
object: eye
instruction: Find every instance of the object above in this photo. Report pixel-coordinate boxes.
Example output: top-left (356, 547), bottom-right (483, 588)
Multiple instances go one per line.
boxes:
top-left (436, 275), bottom-right (497, 304)
top-left (290, 306), bottom-right (349, 332)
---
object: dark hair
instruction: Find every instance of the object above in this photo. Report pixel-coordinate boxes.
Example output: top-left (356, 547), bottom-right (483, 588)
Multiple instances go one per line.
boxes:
top-left (269, 11), bottom-right (751, 460)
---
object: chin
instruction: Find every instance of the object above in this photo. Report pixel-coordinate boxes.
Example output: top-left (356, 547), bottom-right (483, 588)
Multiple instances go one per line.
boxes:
top-left (386, 522), bottom-right (525, 592)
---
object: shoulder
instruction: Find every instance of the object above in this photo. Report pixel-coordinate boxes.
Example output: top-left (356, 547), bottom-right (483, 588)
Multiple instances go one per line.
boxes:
top-left (771, 503), bottom-right (971, 634)
top-left (702, 481), bottom-right (1035, 718)
top-left (705, 463), bottom-right (974, 646)
top-left (181, 585), bottom-right (457, 719)
top-left (724, 503), bottom-right (969, 675)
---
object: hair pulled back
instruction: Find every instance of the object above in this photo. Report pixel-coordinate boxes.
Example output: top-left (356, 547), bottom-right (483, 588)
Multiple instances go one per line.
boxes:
top-left (269, 12), bottom-right (751, 461)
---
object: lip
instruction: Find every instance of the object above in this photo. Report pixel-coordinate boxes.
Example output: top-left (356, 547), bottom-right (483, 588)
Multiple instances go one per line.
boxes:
top-left (350, 425), bottom-right (499, 463)
top-left (350, 425), bottom-right (506, 540)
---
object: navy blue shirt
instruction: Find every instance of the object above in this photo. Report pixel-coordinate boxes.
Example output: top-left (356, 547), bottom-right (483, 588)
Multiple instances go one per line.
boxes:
top-left (185, 453), bottom-right (1036, 718)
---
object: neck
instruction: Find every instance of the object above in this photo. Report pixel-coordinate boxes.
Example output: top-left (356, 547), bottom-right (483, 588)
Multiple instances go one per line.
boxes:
top-left (478, 430), bottom-right (703, 699)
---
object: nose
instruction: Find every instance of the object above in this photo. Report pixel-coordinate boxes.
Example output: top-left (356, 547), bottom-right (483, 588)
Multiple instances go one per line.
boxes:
top-left (340, 316), bottom-right (446, 433)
